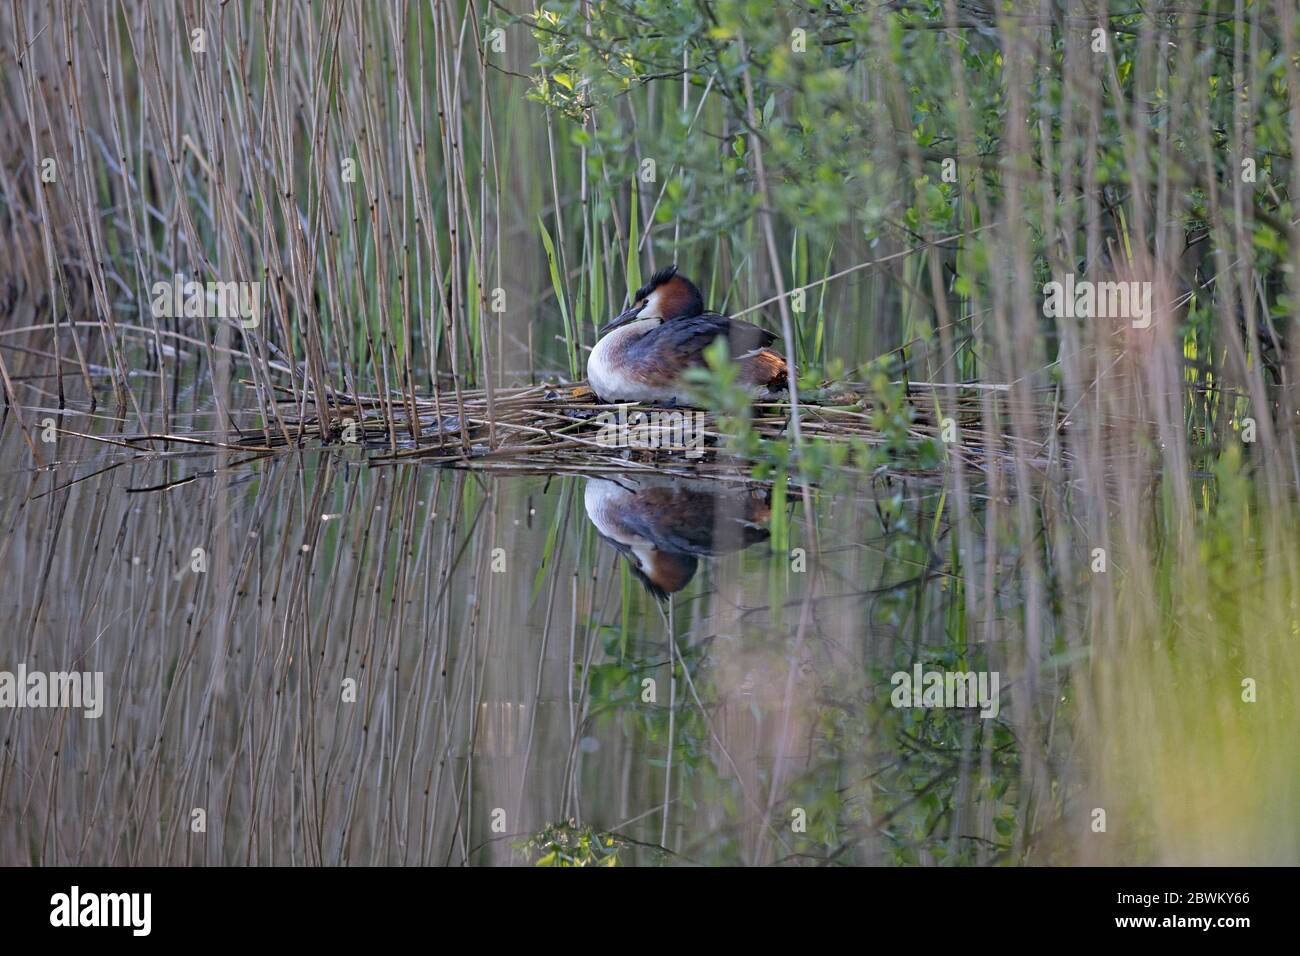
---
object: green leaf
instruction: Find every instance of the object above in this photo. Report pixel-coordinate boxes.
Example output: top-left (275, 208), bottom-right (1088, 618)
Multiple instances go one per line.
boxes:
top-left (626, 186), bottom-right (641, 298)
top-left (538, 216), bottom-right (577, 377)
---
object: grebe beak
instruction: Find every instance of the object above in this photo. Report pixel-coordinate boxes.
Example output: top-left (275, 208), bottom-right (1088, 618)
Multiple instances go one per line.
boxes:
top-left (598, 304), bottom-right (642, 336)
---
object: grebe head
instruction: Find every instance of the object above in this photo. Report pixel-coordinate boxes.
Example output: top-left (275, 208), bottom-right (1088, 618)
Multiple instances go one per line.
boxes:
top-left (598, 265), bottom-right (704, 335)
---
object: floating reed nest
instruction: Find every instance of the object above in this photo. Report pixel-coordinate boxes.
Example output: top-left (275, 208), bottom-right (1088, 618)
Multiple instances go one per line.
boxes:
top-left (58, 378), bottom-right (1071, 483)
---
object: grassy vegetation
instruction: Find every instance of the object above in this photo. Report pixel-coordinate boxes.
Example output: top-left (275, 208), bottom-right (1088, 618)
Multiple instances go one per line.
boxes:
top-left (1, 1), bottom-right (1298, 865)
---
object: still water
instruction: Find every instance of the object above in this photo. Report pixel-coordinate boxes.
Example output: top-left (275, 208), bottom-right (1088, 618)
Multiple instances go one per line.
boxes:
top-left (1, 404), bottom-right (1045, 866)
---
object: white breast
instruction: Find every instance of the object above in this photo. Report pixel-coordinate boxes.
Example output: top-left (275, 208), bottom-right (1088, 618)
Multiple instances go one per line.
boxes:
top-left (586, 318), bottom-right (668, 403)
top-left (584, 478), bottom-right (659, 572)
top-left (584, 479), bottom-right (632, 538)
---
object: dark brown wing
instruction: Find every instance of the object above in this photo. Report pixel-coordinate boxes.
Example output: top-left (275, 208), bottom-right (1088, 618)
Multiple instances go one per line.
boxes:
top-left (624, 486), bottom-right (770, 556)
top-left (630, 314), bottom-right (778, 371)
top-left (717, 315), bottom-right (780, 354)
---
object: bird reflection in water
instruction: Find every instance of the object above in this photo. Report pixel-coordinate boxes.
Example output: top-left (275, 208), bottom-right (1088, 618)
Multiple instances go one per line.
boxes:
top-left (584, 474), bottom-right (772, 598)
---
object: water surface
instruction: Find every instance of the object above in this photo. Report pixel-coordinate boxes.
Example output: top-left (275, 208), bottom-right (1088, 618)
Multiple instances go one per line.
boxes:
top-left (1, 402), bottom-right (1043, 865)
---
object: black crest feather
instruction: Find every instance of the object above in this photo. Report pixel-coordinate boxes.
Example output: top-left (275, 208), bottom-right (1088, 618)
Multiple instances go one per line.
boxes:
top-left (633, 264), bottom-right (680, 303)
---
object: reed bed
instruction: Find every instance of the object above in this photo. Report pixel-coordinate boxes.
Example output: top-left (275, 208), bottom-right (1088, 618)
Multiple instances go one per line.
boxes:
top-left (2, 0), bottom-right (1300, 866)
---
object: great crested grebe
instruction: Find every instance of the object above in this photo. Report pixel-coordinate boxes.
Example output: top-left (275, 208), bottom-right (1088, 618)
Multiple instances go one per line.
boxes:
top-left (584, 475), bottom-right (771, 598)
top-left (586, 266), bottom-right (790, 405)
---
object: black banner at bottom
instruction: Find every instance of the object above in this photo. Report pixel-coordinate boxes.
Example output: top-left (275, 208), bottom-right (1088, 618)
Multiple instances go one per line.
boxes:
top-left (0, 865), bottom-right (1281, 942)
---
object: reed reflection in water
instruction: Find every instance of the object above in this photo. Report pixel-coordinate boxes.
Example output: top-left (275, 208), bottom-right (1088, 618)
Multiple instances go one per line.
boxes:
top-left (1, 419), bottom-right (1008, 865)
